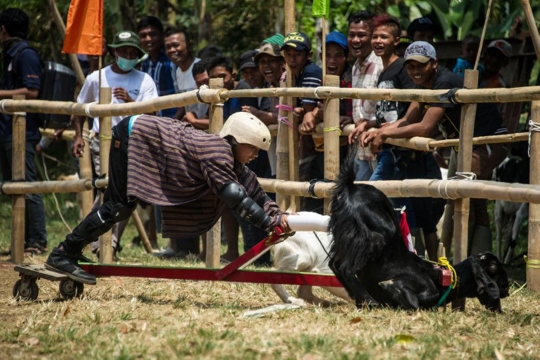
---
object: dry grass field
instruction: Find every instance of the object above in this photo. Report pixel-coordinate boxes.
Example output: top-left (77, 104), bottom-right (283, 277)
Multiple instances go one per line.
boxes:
top-left (0, 194), bottom-right (539, 359)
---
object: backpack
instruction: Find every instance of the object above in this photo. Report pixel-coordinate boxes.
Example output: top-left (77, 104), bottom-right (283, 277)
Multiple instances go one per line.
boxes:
top-left (10, 44), bottom-right (77, 129)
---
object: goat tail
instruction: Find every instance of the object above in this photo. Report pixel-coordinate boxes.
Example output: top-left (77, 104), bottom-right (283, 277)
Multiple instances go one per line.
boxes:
top-left (328, 144), bottom-right (399, 277)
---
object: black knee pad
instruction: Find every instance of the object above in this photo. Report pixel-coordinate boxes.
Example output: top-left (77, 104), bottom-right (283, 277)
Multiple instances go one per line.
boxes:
top-left (111, 202), bottom-right (136, 222)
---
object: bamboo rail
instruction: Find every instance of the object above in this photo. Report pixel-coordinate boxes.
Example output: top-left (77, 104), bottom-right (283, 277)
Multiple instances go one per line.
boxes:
top-left (3, 85), bottom-right (540, 119)
top-left (3, 177), bottom-right (540, 203)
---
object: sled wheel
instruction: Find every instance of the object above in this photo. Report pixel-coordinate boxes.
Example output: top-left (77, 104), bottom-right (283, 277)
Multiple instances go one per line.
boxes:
top-left (13, 279), bottom-right (39, 301)
top-left (59, 279), bottom-right (84, 299)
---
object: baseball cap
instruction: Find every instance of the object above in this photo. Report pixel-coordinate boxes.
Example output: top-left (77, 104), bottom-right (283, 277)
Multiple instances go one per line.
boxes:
top-left (487, 40), bottom-right (512, 58)
top-left (407, 17), bottom-right (435, 36)
top-left (262, 33), bottom-right (285, 47)
top-left (239, 50), bottom-right (257, 70)
top-left (404, 41), bottom-right (437, 63)
top-left (108, 31), bottom-right (145, 55)
top-left (281, 31), bottom-right (311, 52)
top-left (326, 31), bottom-right (347, 51)
top-left (254, 43), bottom-right (283, 61)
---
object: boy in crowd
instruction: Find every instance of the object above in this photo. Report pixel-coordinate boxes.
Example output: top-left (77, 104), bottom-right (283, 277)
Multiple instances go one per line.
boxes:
top-left (347, 11), bottom-right (384, 180)
top-left (137, 16), bottom-right (176, 118)
top-left (360, 41), bottom-right (508, 256)
top-left (480, 39), bottom-right (512, 88)
top-left (407, 17), bottom-right (436, 43)
top-left (163, 27), bottom-right (207, 120)
top-left (453, 35), bottom-right (483, 78)
top-left (281, 31), bottom-right (323, 212)
top-left (300, 31), bottom-right (352, 164)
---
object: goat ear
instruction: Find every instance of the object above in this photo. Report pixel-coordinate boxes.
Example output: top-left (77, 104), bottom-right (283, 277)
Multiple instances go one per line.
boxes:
top-left (470, 257), bottom-right (501, 311)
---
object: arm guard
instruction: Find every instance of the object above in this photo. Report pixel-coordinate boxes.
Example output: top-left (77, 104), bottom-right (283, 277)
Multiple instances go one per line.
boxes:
top-left (220, 182), bottom-right (272, 231)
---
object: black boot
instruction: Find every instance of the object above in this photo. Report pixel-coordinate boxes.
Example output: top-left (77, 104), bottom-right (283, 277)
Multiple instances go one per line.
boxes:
top-left (45, 246), bottom-right (97, 285)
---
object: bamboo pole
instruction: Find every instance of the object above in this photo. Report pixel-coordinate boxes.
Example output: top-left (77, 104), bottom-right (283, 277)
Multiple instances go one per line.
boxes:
top-left (276, 81), bottom-right (291, 210)
top-left (255, 178), bottom-right (540, 203)
top-left (98, 88), bottom-right (113, 264)
top-left (10, 95), bottom-right (26, 263)
top-left (1, 178), bottom-right (108, 194)
top-left (130, 211), bottom-right (153, 254)
top-left (206, 78), bottom-right (224, 269)
top-left (452, 70), bottom-right (478, 311)
top-left (528, 101), bottom-right (540, 292)
top-left (4, 86), bottom-right (540, 118)
top-left (44, 0), bottom-right (86, 85)
top-left (288, 93), bottom-right (300, 212)
top-left (79, 121), bottom-right (93, 217)
top-left (520, 0), bottom-right (540, 61)
top-left (323, 75), bottom-right (340, 214)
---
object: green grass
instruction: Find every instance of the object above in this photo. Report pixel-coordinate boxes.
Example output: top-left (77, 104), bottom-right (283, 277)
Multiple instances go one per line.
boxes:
top-left (0, 192), bottom-right (539, 359)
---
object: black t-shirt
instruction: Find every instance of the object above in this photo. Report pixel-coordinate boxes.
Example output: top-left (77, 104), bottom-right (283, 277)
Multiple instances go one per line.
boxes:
top-left (376, 58), bottom-right (415, 125)
top-left (423, 67), bottom-right (505, 140)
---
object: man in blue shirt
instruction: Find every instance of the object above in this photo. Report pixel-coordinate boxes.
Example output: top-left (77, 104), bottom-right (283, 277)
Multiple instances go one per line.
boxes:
top-left (0, 8), bottom-right (47, 254)
top-left (137, 16), bottom-right (176, 118)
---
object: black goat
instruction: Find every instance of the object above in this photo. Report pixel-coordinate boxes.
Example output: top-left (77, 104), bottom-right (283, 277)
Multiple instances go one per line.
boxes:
top-left (328, 146), bottom-right (510, 311)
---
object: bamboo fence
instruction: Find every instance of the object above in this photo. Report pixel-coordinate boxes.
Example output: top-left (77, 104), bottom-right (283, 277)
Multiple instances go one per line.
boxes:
top-left (4, 84), bottom-right (540, 291)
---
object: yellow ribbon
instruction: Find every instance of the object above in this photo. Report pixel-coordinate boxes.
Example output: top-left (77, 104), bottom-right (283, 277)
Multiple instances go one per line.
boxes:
top-left (524, 256), bottom-right (540, 269)
top-left (99, 135), bottom-right (112, 141)
top-left (323, 126), bottom-right (342, 135)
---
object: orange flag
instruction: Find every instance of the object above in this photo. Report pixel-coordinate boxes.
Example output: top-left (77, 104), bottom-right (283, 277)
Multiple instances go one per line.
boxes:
top-left (62, 0), bottom-right (103, 55)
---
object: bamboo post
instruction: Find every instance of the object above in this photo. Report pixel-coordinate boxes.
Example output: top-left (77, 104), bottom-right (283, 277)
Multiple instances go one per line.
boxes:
top-left (527, 101), bottom-right (540, 292)
top-left (520, 0), bottom-right (540, 61)
top-left (276, 81), bottom-right (290, 210)
top-left (10, 95), bottom-right (26, 263)
top-left (323, 75), bottom-right (340, 214)
top-left (287, 92), bottom-right (300, 212)
top-left (206, 78), bottom-right (224, 268)
top-left (452, 69), bottom-right (478, 311)
top-left (98, 87), bottom-right (113, 264)
top-left (79, 121), bottom-right (93, 218)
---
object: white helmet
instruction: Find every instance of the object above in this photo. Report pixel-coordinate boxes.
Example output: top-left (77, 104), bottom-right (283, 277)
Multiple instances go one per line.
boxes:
top-left (219, 112), bottom-right (271, 151)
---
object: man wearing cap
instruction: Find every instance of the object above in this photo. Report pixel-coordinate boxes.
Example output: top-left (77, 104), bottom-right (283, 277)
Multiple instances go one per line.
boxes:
top-left (243, 42), bottom-right (285, 179)
top-left (281, 31), bottom-right (323, 212)
top-left (361, 41), bottom-right (508, 256)
top-left (407, 17), bottom-right (436, 43)
top-left (480, 39), bottom-right (512, 89)
top-left (300, 30), bottom-right (351, 164)
top-left (74, 30), bottom-right (158, 257)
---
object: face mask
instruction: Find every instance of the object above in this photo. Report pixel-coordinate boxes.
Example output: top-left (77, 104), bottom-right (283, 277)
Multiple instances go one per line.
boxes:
top-left (116, 56), bottom-right (138, 71)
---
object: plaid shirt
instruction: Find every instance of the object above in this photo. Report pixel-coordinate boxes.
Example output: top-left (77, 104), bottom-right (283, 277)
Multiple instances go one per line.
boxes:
top-left (352, 51), bottom-right (383, 123)
top-left (140, 49), bottom-right (177, 118)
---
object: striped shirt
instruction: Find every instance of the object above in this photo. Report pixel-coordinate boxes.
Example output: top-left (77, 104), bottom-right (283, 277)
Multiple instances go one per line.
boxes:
top-left (140, 50), bottom-right (177, 118)
top-left (126, 115), bottom-right (283, 238)
top-left (352, 51), bottom-right (383, 123)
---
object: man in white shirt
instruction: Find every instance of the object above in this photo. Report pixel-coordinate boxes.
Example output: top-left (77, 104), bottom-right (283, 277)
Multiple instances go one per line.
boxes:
top-left (74, 30), bottom-right (158, 256)
top-left (164, 28), bottom-right (207, 120)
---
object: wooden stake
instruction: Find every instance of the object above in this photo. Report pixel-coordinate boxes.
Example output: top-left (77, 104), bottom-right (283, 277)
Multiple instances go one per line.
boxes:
top-left (10, 95), bottom-right (26, 263)
top-left (527, 101), bottom-right (540, 292)
top-left (520, 0), bottom-right (540, 61)
top-left (452, 69), bottom-right (479, 311)
top-left (323, 75), bottom-right (340, 214)
top-left (98, 88), bottom-right (113, 264)
top-left (206, 78), bottom-right (224, 269)
top-left (276, 81), bottom-right (290, 210)
top-left (79, 121), bottom-right (93, 218)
